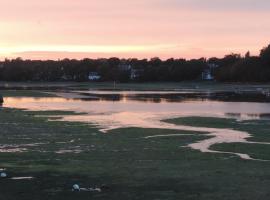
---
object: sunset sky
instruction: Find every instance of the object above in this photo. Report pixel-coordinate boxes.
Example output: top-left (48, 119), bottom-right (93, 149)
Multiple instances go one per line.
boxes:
top-left (0, 0), bottom-right (270, 60)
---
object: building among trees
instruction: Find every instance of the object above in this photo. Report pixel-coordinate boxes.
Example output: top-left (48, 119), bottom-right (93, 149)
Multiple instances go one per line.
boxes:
top-left (202, 63), bottom-right (219, 80)
top-left (88, 72), bottom-right (101, 81)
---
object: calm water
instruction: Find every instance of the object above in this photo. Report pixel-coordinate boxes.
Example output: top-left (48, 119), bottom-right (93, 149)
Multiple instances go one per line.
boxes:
top-left (3, 90), bottom-right (270, 160)
top-left (4, 90), bottom-right (270, 121)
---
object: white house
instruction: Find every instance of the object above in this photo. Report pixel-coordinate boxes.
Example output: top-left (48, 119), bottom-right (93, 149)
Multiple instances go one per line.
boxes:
top-left (202, 69), bottom-right (214, 80)
top-left (201, 63), bottom-right (219, 81)
top-left (130, 69), bottom-right (144, 80)
top-left (88, 72), bottom-right (101, 81)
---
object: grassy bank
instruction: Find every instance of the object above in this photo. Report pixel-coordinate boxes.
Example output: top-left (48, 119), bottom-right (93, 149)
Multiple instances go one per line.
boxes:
top-left (0, 81), bottom-right (270, 92)
top-left (0, 108), bottom-right (270, 199)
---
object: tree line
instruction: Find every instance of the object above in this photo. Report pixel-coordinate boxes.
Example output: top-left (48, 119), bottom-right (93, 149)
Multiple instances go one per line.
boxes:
top-left (0, 44), bottom-right (269, 83)
top-left (213, 44), bottom-right (270, 82)
top-left (0, 57), bottom-right (207, 82)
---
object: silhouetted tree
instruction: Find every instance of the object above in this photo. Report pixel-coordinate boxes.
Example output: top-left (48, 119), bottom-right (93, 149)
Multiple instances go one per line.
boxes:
top-left (260, 44), bottom-right (270, 66)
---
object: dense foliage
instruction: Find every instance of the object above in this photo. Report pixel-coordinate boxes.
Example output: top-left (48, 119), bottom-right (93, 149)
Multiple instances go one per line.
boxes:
top-left (214, 44), bottom-right (270, 82)
top-left (0, 57), bottom-right (206, 82)
top-left (0, 44), bottom-right (270, 82)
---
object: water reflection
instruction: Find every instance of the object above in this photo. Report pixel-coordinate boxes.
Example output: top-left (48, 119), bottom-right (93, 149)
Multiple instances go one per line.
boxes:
top-left (3, 94), bottom-right (270, 120)
top-left (3, 91), bottom-right (270, 160)
top-left (225, 113), bottom-right (270, 120)
top-left (74, 90), bottom-right (270, 103)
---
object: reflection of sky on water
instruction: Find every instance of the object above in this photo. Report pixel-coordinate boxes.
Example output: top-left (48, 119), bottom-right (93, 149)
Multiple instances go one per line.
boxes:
top-left (3, 94), bottom-right (270, 160)
top-left (3, 95), bottom-right (270, 121)
top-left (73, 90), bottom-right (270, 103)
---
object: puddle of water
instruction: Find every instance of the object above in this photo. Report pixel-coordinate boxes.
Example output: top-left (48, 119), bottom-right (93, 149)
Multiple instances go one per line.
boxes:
top-left (10, 177), bottom-right (34, 180)
top-left (2, 91), bottom-right (270, 160)
top-left (0, 148), bottom-right (27, 153)
top-left (55, 149), bottom-right (83, 154)
top-left (46, 90), bottom-right (270, 103)
top-left (0, 143), bottom-right (47, 153)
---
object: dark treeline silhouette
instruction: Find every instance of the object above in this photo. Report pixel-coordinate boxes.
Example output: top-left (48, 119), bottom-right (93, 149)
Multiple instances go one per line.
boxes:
top-left (0, 57), bottom-right (207, 82)
top-left (214, 44), bottom-right (270, 82)
top-left (0, 44), bottom-right (270, 83)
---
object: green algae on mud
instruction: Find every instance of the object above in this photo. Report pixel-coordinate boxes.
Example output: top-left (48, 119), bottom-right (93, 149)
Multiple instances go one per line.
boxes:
top-left (1, 108), bottom-right (270, 199)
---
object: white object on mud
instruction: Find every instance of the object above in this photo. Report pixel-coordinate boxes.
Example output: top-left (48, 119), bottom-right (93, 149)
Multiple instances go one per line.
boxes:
top-left (94, 188), bottom-right (102, 192)
top-left (0, 172), bottom-right (7, 178)
top-left (72, 184), bottom-right (80, 191)
top-left (72, 184), bottom-right (102, 192)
